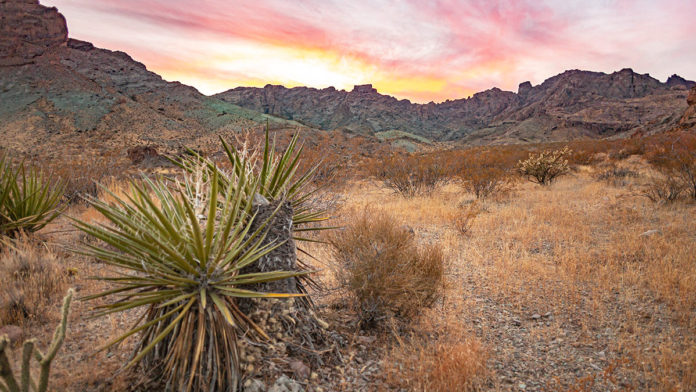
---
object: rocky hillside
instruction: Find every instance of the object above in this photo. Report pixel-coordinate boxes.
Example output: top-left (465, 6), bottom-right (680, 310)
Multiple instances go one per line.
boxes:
top-left (677, 86), bottom-right (696, 131)
top-left (217, 70), bottom-right (694, 144)
top-left (0, 0), bottom-right (302, 158)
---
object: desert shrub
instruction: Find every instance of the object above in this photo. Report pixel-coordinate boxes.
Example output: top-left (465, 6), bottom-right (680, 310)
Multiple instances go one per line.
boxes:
top-left (452, 201), bottom-right (479, 236)
top-left (645, 133), bottom-right (696, 201)
top-left (607, 138), bottom-right (647, 161)
top-left (0, 155), bottom-right (65, 237)
top-left (56, 158), bottom-right (124, 203)
top-left (642, 173), bottom-right (686, 203)
top-left (566, 140), bottom-right (611, 166)
top-left (329, 210), bottom-right (445, 326)
top-left (517, 146), bottom-right (571, 185)
top-left (375, 153), bottom-right (448, 197)
top-left (0, 239), bottom-right (68, 326)
top-left (462, 166), bottom-right (511, 199)
top-left (448, 147), bottom-right (519, 200)
top-left (594, 164), bottom-right (639, 187)
top-left (384, 328), bottom-right (489, 391)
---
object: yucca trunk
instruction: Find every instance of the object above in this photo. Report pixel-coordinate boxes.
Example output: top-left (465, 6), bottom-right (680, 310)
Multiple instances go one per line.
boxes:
top-left (239, 197), bottom-right (298, 311)
top-left (137, 302), bottom-right (241, 392)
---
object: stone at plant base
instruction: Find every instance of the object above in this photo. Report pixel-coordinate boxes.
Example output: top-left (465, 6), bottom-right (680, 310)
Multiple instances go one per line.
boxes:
top-left (289, 359), bottom-right (310, 380)
top-left (0, 325), bottom-right (23, 344)
top-left (243, 378), bottom-right (267, 392)
top-left (268, 375), bottom-right (304, 392)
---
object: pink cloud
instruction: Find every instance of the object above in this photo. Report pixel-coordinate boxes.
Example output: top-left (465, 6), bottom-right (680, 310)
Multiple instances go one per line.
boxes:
top-left (43, 0), bottom-right (696, 102)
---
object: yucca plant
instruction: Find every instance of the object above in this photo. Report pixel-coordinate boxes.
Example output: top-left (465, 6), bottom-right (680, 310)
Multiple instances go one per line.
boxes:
top-left (174, 129), bottom-right (333, 298)
top-left (73, 167), bottom-right (308, 391)
top-left (176, 130), bottom-right (330, 238)
top-left (0, 154), bottom-right (65, 237)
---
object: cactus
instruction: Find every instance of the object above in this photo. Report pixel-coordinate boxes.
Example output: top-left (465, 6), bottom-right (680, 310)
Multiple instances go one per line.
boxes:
top-left (0, 289), bottom-right (73, 392)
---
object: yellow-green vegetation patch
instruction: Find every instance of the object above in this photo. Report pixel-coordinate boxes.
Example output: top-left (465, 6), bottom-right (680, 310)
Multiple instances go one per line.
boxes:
top-left (375, 130), bottom-right (433, 145)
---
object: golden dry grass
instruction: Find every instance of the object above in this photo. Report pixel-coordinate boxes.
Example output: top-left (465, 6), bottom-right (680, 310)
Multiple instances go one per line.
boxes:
top-left (4, 154), bottom-right (696, 391)
top-left (0, 236), bottom-right (69, 326)
top-left (331, 158), bottom-right (696, 390)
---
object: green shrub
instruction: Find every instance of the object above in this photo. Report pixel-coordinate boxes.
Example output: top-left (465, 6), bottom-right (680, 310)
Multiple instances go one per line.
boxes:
top-left (517, 146), bottom-right (571, 185)
top-left (329, 210), bottom-right (445, 326)
top-left (0, 155), bottom-right (65, 237)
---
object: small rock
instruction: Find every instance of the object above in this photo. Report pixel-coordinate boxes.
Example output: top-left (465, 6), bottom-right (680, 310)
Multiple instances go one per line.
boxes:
top-left (518, 382), bottom-right (527, 390)
top-left (531, 313), bottom-right (541, 320)
top-left (289, 359), bottom-right (310, 380)
top-left (268, 375), bottom-right (304, 392)
top-left (511, 318), bottom-right (521, 326)
top-left (543, 312), bottom-right (552, 318)
top-left (243, 378), bottom-right (266, 392)
top-left (639, 229), bottom-right (661, 237)
top-left (356, 335), bottom-right (376, 345)
top-left (0, 325), bottom-right (23, 344)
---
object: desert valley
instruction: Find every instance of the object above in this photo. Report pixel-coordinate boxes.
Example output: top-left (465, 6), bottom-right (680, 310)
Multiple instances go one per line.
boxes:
top-left (1, 1), bottom-right (696, 391)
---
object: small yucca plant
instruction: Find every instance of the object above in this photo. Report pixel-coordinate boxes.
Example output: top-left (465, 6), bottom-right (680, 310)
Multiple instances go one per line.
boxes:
top-left (0, 154), bottom-right (65, 237)
top-left (73, 168), bottom-right (308, 391)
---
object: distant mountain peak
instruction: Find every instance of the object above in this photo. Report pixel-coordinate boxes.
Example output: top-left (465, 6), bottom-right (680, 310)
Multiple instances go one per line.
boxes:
top-left (216, 68), bottom-right (695, 142)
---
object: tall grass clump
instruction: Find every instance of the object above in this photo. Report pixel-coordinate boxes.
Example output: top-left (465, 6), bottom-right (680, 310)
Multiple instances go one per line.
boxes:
top-left (73, 166), bottom-right (309, 392)
top-left (0, 238), bottom-right (68, 326)
top-left (518, 146), bottom-right (571, 185)
top-left (0, 155), bottom-right (65, 237)
top-left (329, 210), bottom-right (445, 326)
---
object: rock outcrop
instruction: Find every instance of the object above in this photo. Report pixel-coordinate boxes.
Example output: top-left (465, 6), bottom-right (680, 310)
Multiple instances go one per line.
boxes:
top-left (677, 86), bottom-right (696, 131)
top-left (217, 69), bottom-right (695, 143)
top-left (0, 0), bottom-right (68, 66)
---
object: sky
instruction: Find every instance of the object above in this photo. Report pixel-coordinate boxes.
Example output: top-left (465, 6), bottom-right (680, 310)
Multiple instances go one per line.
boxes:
top-left (44, 0), bottom-right (696, 103)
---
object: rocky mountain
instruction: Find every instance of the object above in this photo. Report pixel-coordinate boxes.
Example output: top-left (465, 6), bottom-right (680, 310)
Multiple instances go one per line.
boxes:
top-left (1, 0), bottom-right (693, 159)
top-left (0, 0), bottom-right (302, 159)
top-left (677, 86), bottom-right (696, 131)
top-left (216, 70), bottom-right (695, 144)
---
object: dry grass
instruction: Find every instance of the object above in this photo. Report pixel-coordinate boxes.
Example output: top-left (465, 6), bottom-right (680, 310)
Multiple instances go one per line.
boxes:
top-left (334, 155), bottom-right (696, 390)
top-left (0, 237), bottom-right (69, 326)
top-left (9, 146), bottom-right (696, 391)
top-left (384, 323), bottom-right (489, 392)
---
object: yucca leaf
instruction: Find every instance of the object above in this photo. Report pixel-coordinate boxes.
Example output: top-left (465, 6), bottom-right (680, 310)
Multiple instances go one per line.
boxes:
top-left (126, 297), bottom-right (195, 368)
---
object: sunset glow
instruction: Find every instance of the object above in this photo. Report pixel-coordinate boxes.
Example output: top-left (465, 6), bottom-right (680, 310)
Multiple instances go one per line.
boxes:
top-left (43, 0), bottom-right (696, 103)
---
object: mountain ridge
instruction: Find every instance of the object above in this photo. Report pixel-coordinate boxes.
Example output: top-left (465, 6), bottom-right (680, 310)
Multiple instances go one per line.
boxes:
top-left (216, 68), bottom-right (695, 143)
top-left (1, 0), bottom-right (695, 157)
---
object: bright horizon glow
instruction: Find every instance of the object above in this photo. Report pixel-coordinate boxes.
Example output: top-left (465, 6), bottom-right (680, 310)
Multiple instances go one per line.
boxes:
top-left (43, 0), bottom-right (696, 103)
